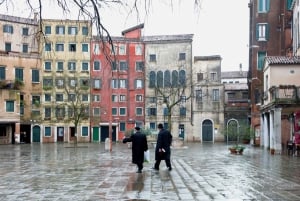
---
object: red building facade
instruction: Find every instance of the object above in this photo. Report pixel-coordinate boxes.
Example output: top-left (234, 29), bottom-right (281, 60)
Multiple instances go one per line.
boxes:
top-left (90, 24), bottom-right (145, 142)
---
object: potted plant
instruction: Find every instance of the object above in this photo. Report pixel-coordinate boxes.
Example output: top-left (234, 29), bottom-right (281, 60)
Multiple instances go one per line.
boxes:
top-left (224, 124), bottom-right (246, 154)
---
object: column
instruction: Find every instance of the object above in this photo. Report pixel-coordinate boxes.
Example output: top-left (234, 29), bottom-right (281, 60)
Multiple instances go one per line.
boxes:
top-left (269, 110), bottom-right (274, 150)
top-left (274, 108), bottom-right (282, 153)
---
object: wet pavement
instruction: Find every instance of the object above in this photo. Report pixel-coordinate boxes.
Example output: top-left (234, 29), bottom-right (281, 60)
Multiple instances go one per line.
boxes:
top-left (0, 142), bottom-right (300, 201)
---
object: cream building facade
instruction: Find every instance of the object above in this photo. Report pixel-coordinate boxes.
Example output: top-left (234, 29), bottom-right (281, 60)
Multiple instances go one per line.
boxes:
top-left (38, 19), bottom-right (92, 143)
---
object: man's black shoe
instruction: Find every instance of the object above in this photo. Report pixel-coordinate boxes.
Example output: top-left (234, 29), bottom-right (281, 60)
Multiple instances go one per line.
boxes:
top-left (168, 167), bottom-right (172, 171)
top-left (136, 170), bottom-right (142, 173)
top-left (151, 167), bottom-right (159, 171)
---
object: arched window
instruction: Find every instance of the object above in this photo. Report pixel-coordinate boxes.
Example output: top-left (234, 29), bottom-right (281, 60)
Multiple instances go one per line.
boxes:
top-left (172, 70), bottom-right (178, 87)
top-left (179, 70), bottom-right (186, 86)
top-left (157, 71), bottom-right (163, 88)
top-left (149, 71), bottom-right (156, 88)
top-left (164, 70), bottom-right (171, 87)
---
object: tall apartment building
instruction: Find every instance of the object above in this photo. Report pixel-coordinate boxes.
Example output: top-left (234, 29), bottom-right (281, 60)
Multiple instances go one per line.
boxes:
top-left (0, 14), bottom-right (40, 144)
top-left (192, 56), bottom-right (224, 142)
top-left (144, 34), bottom-right (193, 140)
top-left (90, 24), bottom-right (145, 142)
top-left (248, 0), bottom-right (293, 146)
top-left (38, 19), bottom-right (92, 143)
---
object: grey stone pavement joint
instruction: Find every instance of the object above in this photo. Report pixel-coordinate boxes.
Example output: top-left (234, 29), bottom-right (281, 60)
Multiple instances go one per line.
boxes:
top-left (1, 143), bottom-right (300, 200)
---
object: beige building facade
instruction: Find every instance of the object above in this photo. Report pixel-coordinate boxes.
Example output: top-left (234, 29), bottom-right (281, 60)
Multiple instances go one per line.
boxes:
top-left (0, 14), bottom-right (40, 144)
top-left (192, 56), bottom-right (224, 142)
top-left (38, 19), bottom-right (92, 143)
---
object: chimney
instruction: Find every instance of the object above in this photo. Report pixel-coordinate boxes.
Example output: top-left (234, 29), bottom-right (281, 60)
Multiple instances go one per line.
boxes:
top-left (239, 63), bottom-right (242, 74)
top-left (34, 12), bottom-right (39, 22)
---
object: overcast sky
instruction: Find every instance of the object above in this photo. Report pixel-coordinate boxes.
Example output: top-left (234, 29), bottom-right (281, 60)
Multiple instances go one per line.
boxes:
top-left (0, 0), bottom-right (249, 72)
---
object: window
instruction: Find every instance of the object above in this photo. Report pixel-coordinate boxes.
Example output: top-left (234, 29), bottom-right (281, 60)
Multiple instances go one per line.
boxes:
top-left (82, 62), bottom-right (89, 71)
top-left (82, 94), bottom-right (89, 102)
top-left (111, 79), bottom-right (118, 88)
top-left (157, 71), bottom-right (163, 87)
top-left (136, 95), bottom-right (143, 102)
top-left (287, 0), bottom-right (293, 10)
top-left (45, 43), bottom-right (51, 51)
top-left (257, 0), bottom-right (270, 13)
top-left (93, 79), bottom-right (101, 89)
top-left (45, 107), bottom-right (51, 119)
top-left (56, 94), bottom-right (64, 102)
top-left (163, 108), bottom-right (169, 116)
top-left (195, 89), bottom-right (202, 102)
top-left (55, 106), bottom-right (65, 119)
top-left (44, 127), bottom-right (51, 137)
top-left (56, 26), bottom-right (65, 34)
top-left (256, 23), bottom-right (269, 41)
top-left (45, 61), bottom-right (51, 71)
top-left (149, 54), bottom-right (156, 62)
top-left (135, 79), bottom-right (143, 89)
top-left (80, 79), bottom-right (89, 88)
top-left (68, 62), bottom-right (76, 71)
top-left (164, 70), bottom-right (171, 87)
top-left (32, 95), bottom-right (40, 106)
top-left (149, 71), bottom-right (156, 88)
top-left (119, 61), bottom-right (128, 71)
top-left (57, 62), bottom-right (64, 71)
top-left (68, 26), bottom-right (77, 35)
top-left (69, 44), bottom-right (76, 52)
top-left (43, 78), bottom-right (53, 88)
top-left (82, 26), bottom-right (88, 35)
top-left (69, 78), bottom-right (77, 87)
top-left (93, 108), bottom-right (100, 116)
top-left (82, 44), bottom-right (89, 52)
top-left (210, 72), bottom-right (217, 81)
top-left (179, 53), bottom-right (186, 60)
top-left (93, 44), bottom-right (100, 55)
top-left (32, 69), bottom-right (39, 83)
top-left (197, 73), bottom-right (204, 82)
top-left (56, 44), bottom-right (64, 51)
top-left (68, 94), bottom-right (76, 101)
top-left (22, 27), bottom-right (29, 36)
top-left (120, 107), bottom-right (126, 116)
top-left (242, 92), bottom-right (248, 99)
top-left (119, 44), bottom-right (126, 55)
top-left (180, 107), bottom-right (186, 116)
top-left (180, 96), bottom-right (186, 103)
top-left (68, 107), bottom-right (74, 118)
top-left (228, 92), bottom-right (235, 100)
top-left (112, 107), bottom-right (118, 115)
top-left (15, 68), bottom-right (23, 81)
top-left (94, 61), bottom-right (100, 70)
top-left (111, 61), bottom-right (117, 71)
top-left (120, 95), bottom-right (126, 101)
top-left (22, 44), bottom-right (28, 53)
top-left (135, 44), bottom-right (142, 55)
top-left (136, 107), bottom-right (143, 116)
top-left (150, 122), bottom-right (156, 130)
top-left (45, 94), bottom-right (51, 102)
top-left (93, 95), bottom-right (100, 102)
top-left (148, 108), bottom-right (157, 116)
top-left (120, 122), bottom-right (126, 132)
top-left (3, 24), bottom-right (13, 33)
top-left (0, 67), bottom-right (6, 80)
top-left (172, 70), bottom-right (178, 87)
top-left (5, 43), bottom-right (11, 52)
top-left (136, 61), bottom-right (144, 71)
top-left (56, 78), bottom-right (64, 88)
top-left (257, 51), bottom-right (266, 70)
top-left (6, 101), bottom-right (14, 112)
top-left (45, 26), bottom-right (51, 34)
top-left (119, 79), bottom-right (127, 88)
top-left (212, 89), bottom-right (220, 101)
top-left (112, 95), bottom-right (118, 102)
top-left (149, 97), bottom-right (157, 103)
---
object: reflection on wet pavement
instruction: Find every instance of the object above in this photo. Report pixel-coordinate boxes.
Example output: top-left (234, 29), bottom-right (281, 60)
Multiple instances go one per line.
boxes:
top-left (1, 143), bottom-right (300, 200)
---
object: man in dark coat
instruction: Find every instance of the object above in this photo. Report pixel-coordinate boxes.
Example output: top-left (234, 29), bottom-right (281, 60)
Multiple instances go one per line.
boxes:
top-left (123, 127), bottom-right (148, 173)
top-left (153, 123), bottom-right (173, 171)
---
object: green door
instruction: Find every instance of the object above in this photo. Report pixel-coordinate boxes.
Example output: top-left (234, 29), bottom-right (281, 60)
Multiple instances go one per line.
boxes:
top-left (32, 126), bottom-right (40, 142)
top-left (93, 127), bottom-right (99, 142)
top-left (202, 120), bottom-right (213, 141)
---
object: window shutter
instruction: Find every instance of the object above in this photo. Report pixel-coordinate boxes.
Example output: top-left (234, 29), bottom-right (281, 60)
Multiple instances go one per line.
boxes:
top-left (265, 24), bottom-right (270, 40)
top-left (256, 24), bottom-right (259, 41)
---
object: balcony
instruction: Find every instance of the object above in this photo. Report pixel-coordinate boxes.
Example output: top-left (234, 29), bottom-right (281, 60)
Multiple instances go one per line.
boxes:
top-left (0, 80), bottom-right (23, 90)
top-left (269, 85), bottom-right (300, 105)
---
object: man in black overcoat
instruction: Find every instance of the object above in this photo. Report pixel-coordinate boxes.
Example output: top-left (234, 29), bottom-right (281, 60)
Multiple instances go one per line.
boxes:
top-left (123, 126), bottom-right (148, 173)
top-left (153, 123), bottom-right (173, 171)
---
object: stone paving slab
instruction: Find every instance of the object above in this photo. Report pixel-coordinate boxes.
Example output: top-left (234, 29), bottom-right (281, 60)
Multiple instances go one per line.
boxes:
top-left (0, 143), bottom-right (300, 200)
